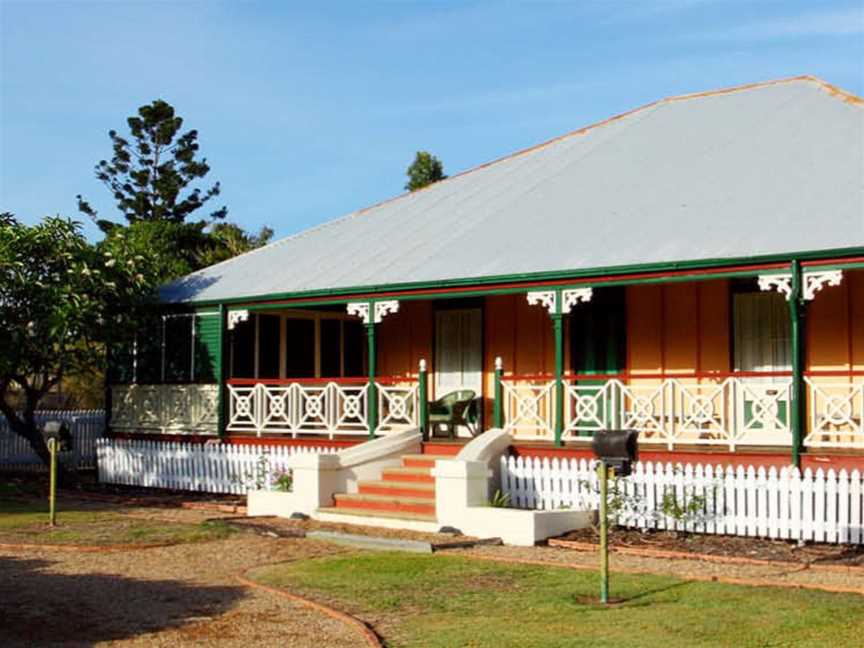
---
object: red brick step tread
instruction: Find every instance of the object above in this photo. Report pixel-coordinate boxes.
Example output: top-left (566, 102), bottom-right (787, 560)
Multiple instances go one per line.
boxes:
top-left (333, 493), bottom-right (435, 516)
top-left (401, 454), bottom-right (452, 468)
top-left (381, 467), bottom-right (434, 484)
top-left (358, 480), bottom-right (435, 499)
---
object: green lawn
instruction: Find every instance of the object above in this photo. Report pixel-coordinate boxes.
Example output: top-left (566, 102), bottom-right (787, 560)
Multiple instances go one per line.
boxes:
top-left (250, 552), bottom-right (864, 648)
top-left (0, 496), bottom-right (235, 546)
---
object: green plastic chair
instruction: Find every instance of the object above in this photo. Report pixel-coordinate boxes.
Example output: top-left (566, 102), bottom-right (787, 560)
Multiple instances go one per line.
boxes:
top-left (428, 389), bottom-right (477, 439)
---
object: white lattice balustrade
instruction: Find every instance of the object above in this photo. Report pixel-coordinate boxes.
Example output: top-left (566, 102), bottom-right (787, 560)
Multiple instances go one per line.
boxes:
top-left (227, 380), bottom-right (419, 437)
top-left (111, 385), bottom-right (219, 435)
top-left (804, 377), bottom-right (864, 449)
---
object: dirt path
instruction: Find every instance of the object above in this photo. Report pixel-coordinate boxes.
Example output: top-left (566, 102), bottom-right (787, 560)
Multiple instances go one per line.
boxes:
top-left (448, 544), bottom-right (864, 595)
top-left (0, 532), bottom-right (360, 647)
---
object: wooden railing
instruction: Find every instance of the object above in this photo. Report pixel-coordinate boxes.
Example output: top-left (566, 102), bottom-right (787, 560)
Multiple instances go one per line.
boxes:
top-left (111, 384), bottom-right (219, 435)
top-left (804, 371), bottom-right (864, 449)
top-left (499, 369), bottom-right (864, 450)
top-left (226, 377), bottom-right (419, 438)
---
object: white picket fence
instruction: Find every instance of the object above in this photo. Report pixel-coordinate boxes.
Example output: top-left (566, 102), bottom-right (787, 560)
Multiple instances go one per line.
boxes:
top-left (0, 409), bottom-right (105, 470)
top-left (500, 456), bottom-right (864, 545)
top-left (96, 438), bottom-right (338, 494)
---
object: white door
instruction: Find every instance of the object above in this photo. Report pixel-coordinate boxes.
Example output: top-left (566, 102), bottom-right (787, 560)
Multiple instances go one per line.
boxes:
top-left (434, 309), bottom-right (482, 435)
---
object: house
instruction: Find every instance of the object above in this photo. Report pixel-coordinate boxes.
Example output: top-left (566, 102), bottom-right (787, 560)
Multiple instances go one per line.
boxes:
top-left (106, 76), bottom-right (864, 529)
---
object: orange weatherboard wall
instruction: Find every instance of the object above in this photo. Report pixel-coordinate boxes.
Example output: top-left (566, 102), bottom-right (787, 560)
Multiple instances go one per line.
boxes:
top-left (377, 300), bottom-right (433, 379)
top-left (806, 269), bottom-right (864, 372)
top-left (627, 280), bottom-right (731, 376)
top-left (373, 270), bottom-right (863, 415)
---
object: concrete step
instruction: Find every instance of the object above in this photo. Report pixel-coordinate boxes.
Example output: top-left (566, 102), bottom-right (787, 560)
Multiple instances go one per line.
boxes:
top-left (420, 442), bottom-right (463, 457)
top-left (381, 466), bottom-right (434, 484)
top-left (334, 493), bottom-right (436, 516)
top-left (358, 479), bottom-right (435, 499)
top-left (401, 453), bottom-right (451, 469)
top-left (315, 507), bottom-right (439, 531)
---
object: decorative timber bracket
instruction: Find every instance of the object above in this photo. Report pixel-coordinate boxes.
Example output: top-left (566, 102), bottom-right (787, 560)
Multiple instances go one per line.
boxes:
top-left (346, 300), bottom-right (400, 324)
top-left (758, 269), bottom-right (843, 302)
top-left (526, 287), bottom-right (593, 315)
top-left (226, 309), bottom-right (250, 330)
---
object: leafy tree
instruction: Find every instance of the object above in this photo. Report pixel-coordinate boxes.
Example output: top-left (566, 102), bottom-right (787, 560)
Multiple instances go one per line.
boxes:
top-left (199, 222), bottom-right (274, 267)
top-left (77, 99), bottom-right (272, 280)
top-left (405, 151), bottom-right (447, 192)
top-left (0, 214), bottom-right (156, 466)
top-left (77, 99), bottom-right (227, 230)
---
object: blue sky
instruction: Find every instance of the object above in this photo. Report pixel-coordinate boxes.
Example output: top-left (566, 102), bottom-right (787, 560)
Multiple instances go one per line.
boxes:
top-left (2, 0), bottom-right (862, 242)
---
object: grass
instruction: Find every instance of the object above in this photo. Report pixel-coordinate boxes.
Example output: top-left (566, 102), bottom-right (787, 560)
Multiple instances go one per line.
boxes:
top-left (0, 496), bottom-right (236, 546)
top-left (251, 552), bottom-right (864, 648)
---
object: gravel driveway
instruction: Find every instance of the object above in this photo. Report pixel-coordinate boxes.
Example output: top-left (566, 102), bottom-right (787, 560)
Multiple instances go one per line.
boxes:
top-left (0, 532), bottom-right (360, 647)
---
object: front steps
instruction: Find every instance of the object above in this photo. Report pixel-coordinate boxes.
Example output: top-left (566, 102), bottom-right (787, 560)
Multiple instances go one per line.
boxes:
top-left (316, 454), bottom-right (449, 529)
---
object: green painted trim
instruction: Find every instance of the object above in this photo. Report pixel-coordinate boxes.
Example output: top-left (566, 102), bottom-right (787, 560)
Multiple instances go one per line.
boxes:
top-left (418, 363), bottom-right (429, 440)
top-left (175, 246), bottom-right (864, 308)
top-left (802, 260), bottom-right (864, 272)
top-left (366, 318), bottom-right (378, 438)
top-left (228, 268), bottom-right (786, 313)
top-left (493, 361), bottom-right (503, 429)
top-left (552, 310), bottom-right (564, 448)
top-left (216, 304), bottom-right (226, 438)
top-left (789, 262), bottom-right (804, 467)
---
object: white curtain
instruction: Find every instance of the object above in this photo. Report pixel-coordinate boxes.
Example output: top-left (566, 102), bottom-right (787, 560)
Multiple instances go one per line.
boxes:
top-left (733, 292), bottom-right (791, 377)
top-left (434, 308), bottom-right (482, 396)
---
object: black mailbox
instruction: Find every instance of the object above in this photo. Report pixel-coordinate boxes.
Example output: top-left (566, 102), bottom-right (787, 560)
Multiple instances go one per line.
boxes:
top-left (591, 429), bottom-right (638, 476)
top-left (42, 421), bottom-right (73, 452)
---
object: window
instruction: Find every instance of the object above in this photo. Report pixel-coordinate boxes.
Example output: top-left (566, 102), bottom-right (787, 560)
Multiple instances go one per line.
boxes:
top-left (231, 316), bottom-right (255, 378)
top-left (343, 320), bottom-right (365, 377)
top-left (732, 292), bottom-right (791, 374)
top-left (258, 314), bottom-right (281, 379)
top-left (570, 287), bottom-right (627, 375)
top-left (136, 316), bottom-right (163, 384)
top-left (285, 318), bottom-right (316, 378)
top-left (112, 312), bottom-right (219, 385)
top-left (164, 316), bottom-right (193, 382)
top-left (320, 319), bottom-right (342, 378)
top-left (223, 312), bottom-right (367, 380)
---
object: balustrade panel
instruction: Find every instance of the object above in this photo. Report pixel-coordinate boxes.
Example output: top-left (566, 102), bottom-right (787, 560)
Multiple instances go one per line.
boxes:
top-left (225, 379), bottom-right (417, 437)
top-left (804, 377), bottom-right (864, 449)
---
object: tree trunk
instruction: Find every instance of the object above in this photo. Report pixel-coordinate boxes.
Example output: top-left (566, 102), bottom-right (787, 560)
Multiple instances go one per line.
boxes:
top-left (1, 383), bottom-right (76, 484)
top-left (2, 404), bottom-right (51, 467)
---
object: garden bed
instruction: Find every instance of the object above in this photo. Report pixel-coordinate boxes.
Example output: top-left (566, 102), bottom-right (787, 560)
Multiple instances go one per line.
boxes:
top-left (555, 527), bottom-right (864, 567)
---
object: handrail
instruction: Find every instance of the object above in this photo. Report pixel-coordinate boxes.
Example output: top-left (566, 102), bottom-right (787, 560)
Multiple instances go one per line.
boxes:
top-left (565, 371), bottom-right (794, 380)
top-left (228, 377), bottom-right (368, 386)
top-left (803, 370), bottom-right (864, 377)
top-left (227, 375), bottom-right (418, 386)
top-left (503, 371), bottom-right (796, 382)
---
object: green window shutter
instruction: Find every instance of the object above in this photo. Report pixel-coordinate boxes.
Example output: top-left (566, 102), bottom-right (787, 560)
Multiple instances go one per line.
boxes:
top-left (194, 311), bottom-right (222, 383)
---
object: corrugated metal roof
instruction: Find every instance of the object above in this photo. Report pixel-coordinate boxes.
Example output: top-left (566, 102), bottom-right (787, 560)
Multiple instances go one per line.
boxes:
top-left (161, 76), bottom-right (864, 304)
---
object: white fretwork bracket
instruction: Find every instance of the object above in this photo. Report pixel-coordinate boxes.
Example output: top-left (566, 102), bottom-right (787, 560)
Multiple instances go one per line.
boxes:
top-left (346, 302), bottom-right (371, 324)
top-left (758, 270), bottom-right (844, 302)
top-left (803, 270), bottom-right (843, 301)
top-left (757, 274), bottom-right (793, 301)
top-left (526, 290), bottom-right (557, 314)
top-left (347, 300), bottom-right (400, 324)
top-left (562, 288), bottom-right (593, 313)
top-left (373, 300), bottom-right (400, 323)
top-left (226, 309), bottom-right (250, 330)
